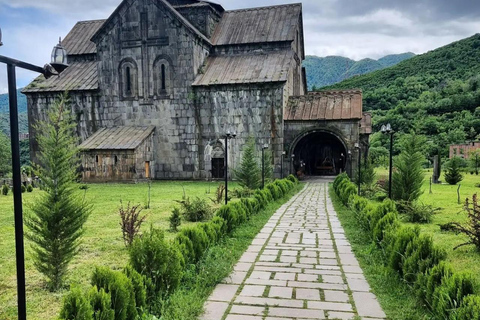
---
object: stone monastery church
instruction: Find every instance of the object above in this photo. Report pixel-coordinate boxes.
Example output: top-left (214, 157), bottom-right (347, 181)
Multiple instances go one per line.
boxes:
top-left (24, 0), bottom-right (371, 182)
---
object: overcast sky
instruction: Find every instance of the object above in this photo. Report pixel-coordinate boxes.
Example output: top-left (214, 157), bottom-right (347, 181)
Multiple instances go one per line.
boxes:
top-left (0, 0), bottom-right (479, 94)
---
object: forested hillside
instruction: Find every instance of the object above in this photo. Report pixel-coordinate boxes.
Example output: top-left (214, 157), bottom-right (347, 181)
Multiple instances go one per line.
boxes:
top-left (324, 34), bottom-right (480, 159)
top-left (0, 89), bottom-right (29, 135)
top-left (303, 53), bottom-right (415, 89)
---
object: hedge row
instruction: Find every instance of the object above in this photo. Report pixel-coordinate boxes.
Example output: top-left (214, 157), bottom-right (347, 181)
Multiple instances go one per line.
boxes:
top-left (333, 173), bottom-right (479, 320)
top-left (59, 175), bottom-right (299, 319)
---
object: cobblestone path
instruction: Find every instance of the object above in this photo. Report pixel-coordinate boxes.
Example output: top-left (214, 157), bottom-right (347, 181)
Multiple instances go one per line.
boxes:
top-left (200, 180), bottom-right (386, 320)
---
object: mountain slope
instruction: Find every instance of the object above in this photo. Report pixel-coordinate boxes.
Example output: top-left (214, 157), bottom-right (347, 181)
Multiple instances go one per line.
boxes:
top-left (0, 89), bottom-right (29, 135)
top-left (324, 34), bottom-right (480, 158)
top-left (303, 53), bottom-right (415, 89)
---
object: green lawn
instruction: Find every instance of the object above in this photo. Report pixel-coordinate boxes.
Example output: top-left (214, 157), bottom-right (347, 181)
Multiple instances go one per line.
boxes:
top-left (377, 167), bottom-right (480, 285)
top-left (0, 181), bottom-right (239, 320)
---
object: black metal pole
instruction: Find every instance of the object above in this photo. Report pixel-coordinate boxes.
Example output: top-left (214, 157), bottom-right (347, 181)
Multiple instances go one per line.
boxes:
top-left (261, 147), bottom-right (265, 189)
top-left (358, 147), bottom-right (361, 195)
top-left (280, 154), bottom-right (283, 179)
top-left (388, 133), bottom-right (393, 199)
top-left (224, 136), bottom-right (228, 205)
top-left (7, 63), bottom-right (27, 320)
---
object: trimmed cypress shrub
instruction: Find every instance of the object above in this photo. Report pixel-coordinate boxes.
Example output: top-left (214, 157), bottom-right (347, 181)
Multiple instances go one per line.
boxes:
top-left (179, 227), bottom-right (210, 262)
top-left (199, 222), bottom-right (217, 244)
top-left (261, 188), bottom-right (273, 202)
top-left (91, 267), bottom-right (136, 320)
top-left (231, 202), bottom-right (247, 224)
top-left (88, 286), bottom-right (115, 320)
top-left (129, 228), bottom-right (183, 296)
top-left (387, 226), bottom-right (419, 274)
top-left (211, 216), bottom-right (227, 236)
top-left (173, 233), bottom-right (195, 265)
top-left (432, 272), bottom-right (475, 319)
top-left (266, 184), bottom-right (281, 200)
top-left (287, 174), bottom-right (299, 184)
top-left (27, 184), bottom-right (33, 192)
top-left (59, 285), bottom-right (93, 320)
top-left (2, 184), bottom-right (9, 195)
top-left (123, 265), bottom-right (146, 313)
top-left (415, 261), bottom-right (453, 306)
top-left (455, 295), bottom-right (480, 320)
top-left (216, 204), bottom-right (238, 232)
top-left (402, 234), bottom-right (446, 283)
top-left (373, 211), bottom-right (398, 243)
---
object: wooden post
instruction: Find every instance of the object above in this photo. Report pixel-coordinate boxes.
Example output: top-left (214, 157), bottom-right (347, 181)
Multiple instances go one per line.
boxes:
top-left (457, 184), bottom-right (461, 204)
top-left (429, 177), bottom-right (432, 194)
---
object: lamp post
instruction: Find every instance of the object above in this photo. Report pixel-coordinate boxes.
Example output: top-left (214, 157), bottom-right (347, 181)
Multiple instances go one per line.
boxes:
top-left (0, 29), bottom-right (69, 320)
top-left (347, 150), bottom-right (352, 177)
top-left (381, 123), bottom-right (394, 199)
top-left (224, 131), bottom-right (236, 205)
top-left (261, 143), bottom-right (268, 189)
top-left (355, 143), bottom-right (361, 195)
top-left (281, 151), bottom-right (286, 178)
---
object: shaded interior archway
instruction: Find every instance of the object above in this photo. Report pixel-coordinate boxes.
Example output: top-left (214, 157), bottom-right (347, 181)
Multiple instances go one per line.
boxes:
top-left (293, 131), bottom-right (347, 176)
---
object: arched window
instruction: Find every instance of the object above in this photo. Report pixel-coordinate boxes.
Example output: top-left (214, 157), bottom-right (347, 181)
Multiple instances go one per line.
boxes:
top-left (119, 58), bottom-right (138, 100)
top-left (161, 64), bottom-right (166, 90)
top-left (153, 56), bottom-right (172, 99)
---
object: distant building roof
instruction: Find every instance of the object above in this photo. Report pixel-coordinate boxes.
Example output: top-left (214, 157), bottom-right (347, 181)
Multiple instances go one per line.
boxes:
top-left (22, 61), bottom-right (98, 93)
top-left (63, 20), bottom-right (105, 55)
top-left (193, 50), bottom-right (293, 86)
top-left (284, 90), bottom-right (363, 121)
top-left (212, 3), bottom-right (302, 46)
top-left (79, 126), bottom-right (155, 150)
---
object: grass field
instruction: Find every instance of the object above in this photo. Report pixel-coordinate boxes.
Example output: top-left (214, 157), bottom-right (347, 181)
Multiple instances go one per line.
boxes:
top-left (377, 168), bottom-right (480, 285)
top-left (0, 180), bottom-right (240, 320)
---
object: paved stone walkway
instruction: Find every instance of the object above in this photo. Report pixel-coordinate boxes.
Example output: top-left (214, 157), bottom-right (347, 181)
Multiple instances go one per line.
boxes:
top-left (200, 180), bottom-right (386, 320)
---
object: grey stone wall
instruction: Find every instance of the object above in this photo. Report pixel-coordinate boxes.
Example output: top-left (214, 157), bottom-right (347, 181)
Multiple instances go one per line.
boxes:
top-left (26, 91), bottom-right (101, 165)
top-left (175, 5), bottom-right (221, 39)
top-left (194, 83), bottom-right (285, 179)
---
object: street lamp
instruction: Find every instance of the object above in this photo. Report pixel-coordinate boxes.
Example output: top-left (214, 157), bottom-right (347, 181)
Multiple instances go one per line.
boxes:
top-left (381, 123), bottom-right (394, 199)
top-left (224, 131), bottom-right (236, 205)
top-left (281, 151), bottom-right (286, 179)
top-left (261, 143), bottom-right (268, 189)
top-left (291, 153), bottom-right (295, 175)
top-left (0, 27), bottom-right (69, 320)
top-left (355, 143), bottom-right (361, 195)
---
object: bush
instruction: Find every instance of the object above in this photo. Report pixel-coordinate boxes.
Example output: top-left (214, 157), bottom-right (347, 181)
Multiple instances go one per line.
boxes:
top-left (173, 234), bottom-right (194, 266)
top-left (387, 226), bottom-right (419, 274)
top-left (177, 196), bottom-right (212, 222)
top-left (287, 174), bottom-right (299, 184)
top-left (119, 201), bottom-right (147, 246)
top-left (274, 180), bottom-right (288, 195)
top-left (373, 211), bottom-right (398, 243)
top-left (199, 222), bottom-right (217, 244)
top-left (124, 265), bottom-right (147, 313)
top-left (415, 261), bottom-right (453, 306)
top-left (169, 207), bottom-right (181, 232)
top-left (179, 227), bottom-right (210, 263)
top-left (266, 183), bottom-right (281, 200)
top-left (21, 184), bottom-right (26, 193)
top-left (129, 227), bottom-right (183, 296)
top-left (455, 295), bottom-right (480, 320)
top-left (443, 194), bottom-right (480, 250)
top-left (210, 216), bottom-right (227, 236)
top-left (397, 201), bottom-right (440, 223)
top-left (59, 285), bottom-right (93, 320)
top-left (216, 204), bottom-right (238, 233)
top-left (88, 286), bottom-right (115, 320)
top-left (445, 156), bottom-right (464, 185)
top-left (261, 188), bottom-right (273, 202)
top-left (402, 234), bottom-right (446, 283)
top-left (2, 184), bottom-right (8, 195)
top-left (233, 137), bottom-right (261, 189)
top-left (91, 267), bottom-right (136, 320)
top-left (432, 272), bottom-right (475, 318)
top-left (27, 184), bottom-right (33, 192)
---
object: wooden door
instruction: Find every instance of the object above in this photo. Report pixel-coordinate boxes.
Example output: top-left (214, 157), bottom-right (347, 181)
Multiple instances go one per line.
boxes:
top-left (145, 161), bottom-right (150, 178)
top-left (211, 158), bottom-right (224, 179)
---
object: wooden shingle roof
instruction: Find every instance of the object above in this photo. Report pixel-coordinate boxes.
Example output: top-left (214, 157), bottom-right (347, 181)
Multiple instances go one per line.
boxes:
top-left (22, 61), bottom-right (98, 93)
top-left (79, 126), bottom-right (155, 150)
top-left (193, 50), bottom-right (293, 86)
top-left (212, 3), bottom-right (302, 45)
top-left (285, 90), bottom-right (363, 121)
top-left (63, 20), bottom-right (105, 55)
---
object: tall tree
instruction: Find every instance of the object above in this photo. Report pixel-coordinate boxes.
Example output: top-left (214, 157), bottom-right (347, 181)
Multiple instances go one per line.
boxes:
top-left (0, 132), bottom-right (11, 176)
top-left (25, 93), bottom-right (91, 291)
top-left (391, 133), bottom-right (426, 203)
top-left (234, 137), bottom-right (261, 189)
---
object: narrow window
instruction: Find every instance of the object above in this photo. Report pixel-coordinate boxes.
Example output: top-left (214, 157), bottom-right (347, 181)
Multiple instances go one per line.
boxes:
top-left (114, 155), bottom-right (118, 165)
top-left (161, 64), bottom-right (166, 90)
top-left (126, 66), bottom-right (132, 94)
top-left (95, 155), bottom-right (99, 163)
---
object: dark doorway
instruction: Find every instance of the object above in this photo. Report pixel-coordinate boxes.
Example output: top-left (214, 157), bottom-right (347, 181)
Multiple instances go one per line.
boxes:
top-left (293, 131), bottom-right (347, 176)
top-left (212, 158), bottom-right (225, 179)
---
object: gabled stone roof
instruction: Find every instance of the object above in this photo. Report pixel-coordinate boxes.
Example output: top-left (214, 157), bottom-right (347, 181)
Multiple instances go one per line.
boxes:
top-left (285, 90), bottom-right (363, 121)
top-left (212, 3), bottom-right (302, 46)
top-left (79, 126), bottom-right (155, 150)
top-left (193, 50), bottom-right (293, 86)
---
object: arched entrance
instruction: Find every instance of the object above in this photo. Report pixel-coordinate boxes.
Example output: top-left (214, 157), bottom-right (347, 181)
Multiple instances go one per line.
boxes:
top-left (292, 131), bottom-right (347, 176)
